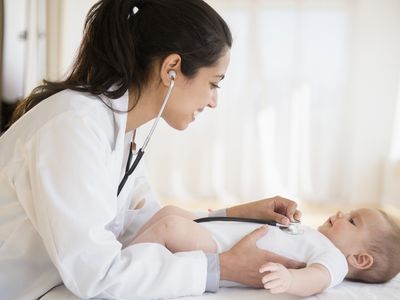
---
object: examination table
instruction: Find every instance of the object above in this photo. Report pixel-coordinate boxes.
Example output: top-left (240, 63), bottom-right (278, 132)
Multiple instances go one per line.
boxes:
top-left (42, 272), bottom-right (400, 300)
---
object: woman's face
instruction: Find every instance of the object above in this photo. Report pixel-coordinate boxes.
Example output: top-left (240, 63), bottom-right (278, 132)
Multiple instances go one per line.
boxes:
top-left (162, 50), bottom-right (231, 130)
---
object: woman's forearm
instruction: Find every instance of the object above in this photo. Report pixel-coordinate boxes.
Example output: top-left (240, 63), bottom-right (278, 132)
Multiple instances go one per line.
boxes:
top-left (226, 202), bottom-right (252, 218)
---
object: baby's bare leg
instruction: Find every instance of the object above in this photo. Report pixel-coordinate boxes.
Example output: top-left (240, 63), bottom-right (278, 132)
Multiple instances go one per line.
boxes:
top-left (134, 205), bottom-right (198, 238)
top-left (130, 215), bottom-right (217, 253)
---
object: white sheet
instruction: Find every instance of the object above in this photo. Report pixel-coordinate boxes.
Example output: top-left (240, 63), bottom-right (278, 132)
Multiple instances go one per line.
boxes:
top-left (42, 273), bottom-right (400, 300)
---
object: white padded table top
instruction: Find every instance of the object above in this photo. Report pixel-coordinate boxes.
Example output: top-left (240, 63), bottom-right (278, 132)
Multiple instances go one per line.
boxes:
top-left (42, 273), bottom-right (400, 300)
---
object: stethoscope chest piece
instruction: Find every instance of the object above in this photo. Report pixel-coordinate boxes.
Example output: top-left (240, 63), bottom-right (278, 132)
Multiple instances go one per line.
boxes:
top-left (278, 220), bottom-right (304, 235)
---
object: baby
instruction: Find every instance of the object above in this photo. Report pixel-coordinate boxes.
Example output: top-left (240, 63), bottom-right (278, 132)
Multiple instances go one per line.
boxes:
top-left (128, 205), bottom-right (400, 297)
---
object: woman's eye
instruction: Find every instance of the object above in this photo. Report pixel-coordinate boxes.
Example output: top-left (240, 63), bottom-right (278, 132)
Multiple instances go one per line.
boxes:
top-left (349, 218), bottom-right (356, 226)
top-left (210, 83), bottom-right (220, 89)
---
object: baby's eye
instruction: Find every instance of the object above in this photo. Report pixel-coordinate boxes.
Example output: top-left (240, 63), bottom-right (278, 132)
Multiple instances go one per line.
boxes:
top-left (349, 218), bottom-right (356, 226)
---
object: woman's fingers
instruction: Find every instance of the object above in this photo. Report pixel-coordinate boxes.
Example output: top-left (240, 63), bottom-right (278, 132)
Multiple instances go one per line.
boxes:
top-left (245, 225), bottom-right (269, 243)
top-left (265, 196), bottom-right (300, 224)
top-left (269, 211), bottom-right (290, 225)
top-left (294, 209), bottom-right (302, 221)
top-left (276, 197), bottom-right (298, 222)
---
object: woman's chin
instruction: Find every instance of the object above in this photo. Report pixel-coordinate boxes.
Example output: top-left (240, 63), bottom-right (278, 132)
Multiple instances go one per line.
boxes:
top-left (167, 119), bottom-right (191, 131)
top-left (175, 124), bottom-right (189, 131)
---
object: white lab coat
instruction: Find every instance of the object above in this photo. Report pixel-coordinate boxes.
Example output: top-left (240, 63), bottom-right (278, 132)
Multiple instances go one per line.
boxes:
top-left (0, 90), bottom-right (208, 300)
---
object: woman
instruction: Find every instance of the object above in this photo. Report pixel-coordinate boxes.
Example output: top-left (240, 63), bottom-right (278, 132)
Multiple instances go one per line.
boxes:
top-left (0, 0), bottom-right (303, 299)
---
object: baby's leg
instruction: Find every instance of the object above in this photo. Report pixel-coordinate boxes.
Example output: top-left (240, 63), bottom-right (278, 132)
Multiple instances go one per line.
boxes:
top-left (154, 205), bottom-right (198, 220)
top-left (135, 205), bottom-right (197, 238)
top-left (129, 215), bottom-right (217, 253)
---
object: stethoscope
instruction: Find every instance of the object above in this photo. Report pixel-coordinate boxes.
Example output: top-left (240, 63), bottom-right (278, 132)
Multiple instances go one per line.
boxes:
top-left (117, 70), bottom-right (177, 196)
top-left (194, 217), bottom-right (304, 235)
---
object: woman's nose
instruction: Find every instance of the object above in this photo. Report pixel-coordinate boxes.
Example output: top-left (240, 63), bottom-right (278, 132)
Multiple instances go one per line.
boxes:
top-left (208, 93), bottom-right (218, 108)
top-left (207, 102), bottom-right (217, 109)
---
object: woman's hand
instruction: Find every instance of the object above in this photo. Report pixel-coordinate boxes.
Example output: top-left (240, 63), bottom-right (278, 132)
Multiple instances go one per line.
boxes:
top-left (219, 225), bottom-right (305, 287)
top-left (226, 196), bottom-right (301, 225)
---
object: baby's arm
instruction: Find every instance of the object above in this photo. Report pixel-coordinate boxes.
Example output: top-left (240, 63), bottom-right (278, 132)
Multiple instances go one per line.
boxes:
top-left (260, 262), bottom-right (330, 297)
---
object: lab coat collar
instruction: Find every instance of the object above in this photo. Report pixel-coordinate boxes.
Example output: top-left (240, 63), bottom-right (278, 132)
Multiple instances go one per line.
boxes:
top-left (99, 91), bottom-right (129, 152)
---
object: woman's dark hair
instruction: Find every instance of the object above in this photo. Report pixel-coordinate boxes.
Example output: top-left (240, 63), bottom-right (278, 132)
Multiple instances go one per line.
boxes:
top-left (10, 0), bottom-right (232, 124)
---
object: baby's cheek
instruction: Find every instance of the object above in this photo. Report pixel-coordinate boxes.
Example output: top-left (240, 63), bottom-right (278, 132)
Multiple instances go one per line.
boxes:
top-left (336, 226), bottom-right (354, 242)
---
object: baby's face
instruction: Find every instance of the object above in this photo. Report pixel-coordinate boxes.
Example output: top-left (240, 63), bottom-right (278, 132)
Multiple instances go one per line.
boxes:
top-left (318, 208), bottom-right (388, 256)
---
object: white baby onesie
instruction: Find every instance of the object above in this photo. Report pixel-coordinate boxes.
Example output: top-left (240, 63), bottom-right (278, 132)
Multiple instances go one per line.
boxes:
top-left (200, 221), bottom-right (348, 288)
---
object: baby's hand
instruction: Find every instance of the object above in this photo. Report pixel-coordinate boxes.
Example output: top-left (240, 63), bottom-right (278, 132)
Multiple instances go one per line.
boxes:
top-left (259, 262), bottom-right (292, 294)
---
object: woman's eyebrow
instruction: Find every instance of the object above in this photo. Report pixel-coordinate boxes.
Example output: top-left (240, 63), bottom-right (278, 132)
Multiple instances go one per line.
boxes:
top-left (214, 74), bottom-right (225, 80)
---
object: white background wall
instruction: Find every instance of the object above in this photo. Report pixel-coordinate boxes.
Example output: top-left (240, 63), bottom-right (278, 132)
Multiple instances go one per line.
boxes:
top-left (43, 0), bottom-right (400, 210)
top-left (1, 0), bottom-right (27, 102)
top-left (58, 0), bottom-right (97, 77)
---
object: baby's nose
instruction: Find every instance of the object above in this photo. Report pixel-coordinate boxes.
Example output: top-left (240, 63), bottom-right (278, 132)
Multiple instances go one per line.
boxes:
top-left (336, 211), bottom-right (344, 218)
top-left (330, 211), bottom-right (343, 223)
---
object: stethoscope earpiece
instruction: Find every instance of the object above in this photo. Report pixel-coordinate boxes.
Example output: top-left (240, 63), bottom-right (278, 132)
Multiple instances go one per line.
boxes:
top-left (168, 70), bottom-right (176, 80)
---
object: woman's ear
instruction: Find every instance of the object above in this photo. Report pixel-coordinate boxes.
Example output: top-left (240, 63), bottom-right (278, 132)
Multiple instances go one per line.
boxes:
top-left (347, 252), bottom-right (374, 270)
top-left (160, 54), bottom-right (181, 86)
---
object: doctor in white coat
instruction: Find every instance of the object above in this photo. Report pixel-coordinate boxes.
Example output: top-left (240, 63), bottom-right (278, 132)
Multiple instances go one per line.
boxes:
top-left (0, 0), bottom-right (303, 299)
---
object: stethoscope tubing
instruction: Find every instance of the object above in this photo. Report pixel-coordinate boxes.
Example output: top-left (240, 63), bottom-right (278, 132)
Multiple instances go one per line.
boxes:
top-left (194, 217), bottom-right (305, 236)
top-left (194, 216), bottom-right (280, 226)
top-left (117, 77), bottom-right (175, 196)
top-left (117, 148), bottom-right (144, 196)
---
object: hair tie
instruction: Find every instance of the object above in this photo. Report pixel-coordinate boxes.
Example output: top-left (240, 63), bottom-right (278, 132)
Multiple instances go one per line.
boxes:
top-left (129, 0), bottom-right (145, 18)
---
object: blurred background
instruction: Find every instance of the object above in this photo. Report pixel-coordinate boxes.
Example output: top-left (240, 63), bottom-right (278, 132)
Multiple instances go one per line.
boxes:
top-left (1, 0), bottom-right (399, 223)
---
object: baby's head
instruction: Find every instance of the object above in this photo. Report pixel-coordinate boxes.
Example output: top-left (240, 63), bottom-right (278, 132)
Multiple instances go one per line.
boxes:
top-left (318, 208), bottom-right (400, 283)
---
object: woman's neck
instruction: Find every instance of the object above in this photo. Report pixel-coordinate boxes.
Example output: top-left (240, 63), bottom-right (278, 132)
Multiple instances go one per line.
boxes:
top-left (125, 85), bottom-right (164, 132)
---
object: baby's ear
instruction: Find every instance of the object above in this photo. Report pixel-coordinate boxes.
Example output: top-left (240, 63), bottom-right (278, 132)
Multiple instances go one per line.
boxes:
top-left (347, 252), bottom-right (374, 270)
